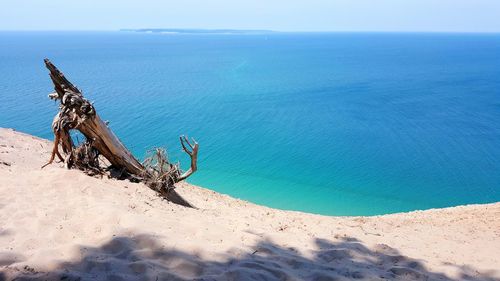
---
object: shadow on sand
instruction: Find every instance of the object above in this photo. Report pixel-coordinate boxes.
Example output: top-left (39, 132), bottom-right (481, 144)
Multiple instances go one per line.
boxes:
top-left (1, 234), bottom-right (497, 281)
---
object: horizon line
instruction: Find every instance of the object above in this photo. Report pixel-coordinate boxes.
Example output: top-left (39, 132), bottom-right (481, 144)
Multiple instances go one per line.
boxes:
top-left (1, 29), bottom-right (500, 34)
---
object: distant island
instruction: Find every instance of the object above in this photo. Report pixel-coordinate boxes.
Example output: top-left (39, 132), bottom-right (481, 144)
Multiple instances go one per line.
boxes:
top-left (120, 28), bottom-right (277, 34)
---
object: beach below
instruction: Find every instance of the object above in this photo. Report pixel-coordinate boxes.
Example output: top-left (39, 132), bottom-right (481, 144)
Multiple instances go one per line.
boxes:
top-left (0, 127), bottom-right (499, 280)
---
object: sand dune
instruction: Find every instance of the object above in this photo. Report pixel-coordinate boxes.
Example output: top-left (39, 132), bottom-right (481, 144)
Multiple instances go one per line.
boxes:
top-left (0, 128), bottom-right (498, 281)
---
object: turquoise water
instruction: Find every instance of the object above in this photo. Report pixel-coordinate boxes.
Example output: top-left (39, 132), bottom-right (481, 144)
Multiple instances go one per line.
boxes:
top-left (1, 31), bottom-right (499, 215)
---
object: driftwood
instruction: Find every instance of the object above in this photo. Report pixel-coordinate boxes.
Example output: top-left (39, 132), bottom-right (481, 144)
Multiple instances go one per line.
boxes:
top-left (42, 59), bottom-right (198, 207)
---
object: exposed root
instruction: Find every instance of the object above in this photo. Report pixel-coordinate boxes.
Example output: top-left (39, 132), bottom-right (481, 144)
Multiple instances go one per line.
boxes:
top-left (142, 148), bottom-right (181, 194)
top-left (140, 148), bottom-right (194, 208)
top-left (67, 140), bottom-right (105, 176)
top-left (41, 139), bottom-right (65, 168)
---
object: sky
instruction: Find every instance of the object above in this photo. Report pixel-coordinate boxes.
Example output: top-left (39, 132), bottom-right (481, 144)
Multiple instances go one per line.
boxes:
top-left (1, 0), bottom-right (500, 32)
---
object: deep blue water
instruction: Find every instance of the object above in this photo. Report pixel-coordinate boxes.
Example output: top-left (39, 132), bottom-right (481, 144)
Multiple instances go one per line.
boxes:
top-left (1, 31), bottom-right (499, 215)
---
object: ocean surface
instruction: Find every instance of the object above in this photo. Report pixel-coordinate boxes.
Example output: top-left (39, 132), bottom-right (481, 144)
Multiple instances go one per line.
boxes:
top-left (1, 31), bottom-right (499, 215)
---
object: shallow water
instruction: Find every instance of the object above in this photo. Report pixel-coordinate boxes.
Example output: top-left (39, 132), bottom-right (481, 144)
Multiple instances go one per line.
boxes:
top-left (1, 31), bottom-right (499, 215)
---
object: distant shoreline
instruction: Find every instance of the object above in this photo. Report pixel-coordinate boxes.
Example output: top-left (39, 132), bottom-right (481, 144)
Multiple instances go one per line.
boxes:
top-left (120, 28), bottom-right (277, 35)
top-left (1, 30), bottom-right (500, 35)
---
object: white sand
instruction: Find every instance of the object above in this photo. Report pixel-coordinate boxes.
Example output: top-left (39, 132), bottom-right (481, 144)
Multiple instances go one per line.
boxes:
top-left (0, 128), bottom-right (498, 281)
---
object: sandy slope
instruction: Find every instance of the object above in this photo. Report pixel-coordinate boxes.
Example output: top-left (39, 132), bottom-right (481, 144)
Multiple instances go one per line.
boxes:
top-left (0, 128), bottom-right (498, 281)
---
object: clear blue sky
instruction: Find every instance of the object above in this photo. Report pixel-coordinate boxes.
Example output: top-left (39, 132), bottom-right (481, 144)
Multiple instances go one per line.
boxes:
top-left (1, 0), bottom-right (499, 32)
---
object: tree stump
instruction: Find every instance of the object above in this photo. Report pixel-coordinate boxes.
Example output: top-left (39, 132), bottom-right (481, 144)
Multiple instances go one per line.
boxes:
top-left (42, 59), bottom-right (198, 207)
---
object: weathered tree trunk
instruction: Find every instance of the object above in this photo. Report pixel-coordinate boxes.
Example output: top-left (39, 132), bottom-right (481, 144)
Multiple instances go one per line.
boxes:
top-left (42, 59), bottom-right (198, 207)
top-left (44, 59), bottom-right (144, 174)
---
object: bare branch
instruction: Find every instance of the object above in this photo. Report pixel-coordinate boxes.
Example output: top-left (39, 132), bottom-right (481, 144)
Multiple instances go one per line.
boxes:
top-left (180, 135), bottom-right (191, 155)
top-left (177, 136), bottom-right (199, 182)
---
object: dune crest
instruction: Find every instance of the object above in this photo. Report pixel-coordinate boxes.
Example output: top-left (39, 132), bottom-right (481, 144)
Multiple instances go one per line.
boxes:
top-left (0, 128), bottom-right (499, 280)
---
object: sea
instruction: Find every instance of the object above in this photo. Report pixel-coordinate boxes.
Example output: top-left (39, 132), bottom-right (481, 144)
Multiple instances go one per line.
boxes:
top-left (1, 31), bottom-right (499, 215)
